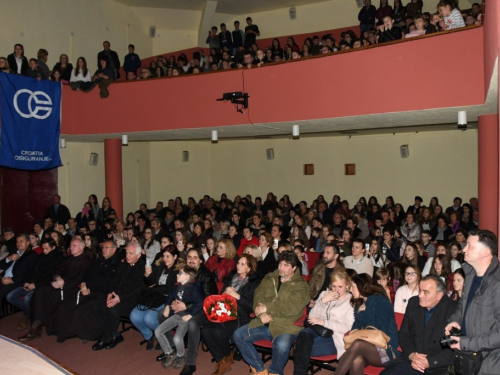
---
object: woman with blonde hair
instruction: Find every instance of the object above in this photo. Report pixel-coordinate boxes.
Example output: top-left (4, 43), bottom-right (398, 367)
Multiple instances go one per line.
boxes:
top-left (293, 269), bottom-right (355, 374)
top-left (243, 244), bottom-right (263, 261)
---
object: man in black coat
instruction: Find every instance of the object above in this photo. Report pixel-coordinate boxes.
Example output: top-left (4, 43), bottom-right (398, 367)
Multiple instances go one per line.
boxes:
top-left (382, 274), bottom-right (457, 375)
top-left (97, 41), bottom-right (121, 80)
top-left (0, 234), bottom-right (38, 315)
top-left (92, 243), bottom-right (146, 350)
top-left (19, 238), bottom-right (92, 341)
top-left (45, 194), bottom-right (71, 225)
top-left (57, 240), bottom-right (120, 342)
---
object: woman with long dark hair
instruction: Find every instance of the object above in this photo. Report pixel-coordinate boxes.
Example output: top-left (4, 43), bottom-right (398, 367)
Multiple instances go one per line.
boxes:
top-left (98, 197), bottom-right (116, 229)
top-left (7, 43), bottom-right (29, 75)
top-left (334, 274), bottom-right (399, 375)
top-left (70, 57), bottom-right (92, 91)
top-left (130, 245), bottom-right (182, 350)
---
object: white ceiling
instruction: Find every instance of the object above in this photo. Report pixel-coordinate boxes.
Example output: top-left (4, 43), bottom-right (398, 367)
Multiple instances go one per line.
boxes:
top-left (64, 59), bottom-right (497, 143)
top-left (114, 0), bottom-right (332, 14)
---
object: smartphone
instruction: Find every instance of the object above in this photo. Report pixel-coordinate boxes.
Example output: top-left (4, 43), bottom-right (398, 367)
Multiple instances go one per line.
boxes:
top-left (146, 258), bottom-right (151, 268)
top-left (178, 241), bottom-right (182, 246)
top-left (201, 244), bottom-right (206, 250)
top-left (365, 243), bottom-right (370, 251)
top-left (274, 239), bottom-right (279, 247)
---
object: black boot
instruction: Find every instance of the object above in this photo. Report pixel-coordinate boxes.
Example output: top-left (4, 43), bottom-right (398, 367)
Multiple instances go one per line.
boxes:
top-left (293, 330), bottom-right (315, 375)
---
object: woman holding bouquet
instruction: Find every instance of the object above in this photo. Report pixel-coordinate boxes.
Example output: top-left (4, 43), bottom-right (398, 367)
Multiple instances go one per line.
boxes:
top-left (201, 254), bottom-right (261, 375)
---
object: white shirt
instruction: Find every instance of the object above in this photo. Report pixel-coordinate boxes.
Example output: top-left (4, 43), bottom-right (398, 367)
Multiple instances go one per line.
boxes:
top-left (70, 68), bottom-right (92, 82)
top-left (344, 256), bottom-right (374, 276)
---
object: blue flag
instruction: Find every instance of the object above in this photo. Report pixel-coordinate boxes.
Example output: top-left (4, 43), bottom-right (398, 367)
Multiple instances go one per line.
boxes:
top-left (0, 72), bottom-right (62, 170)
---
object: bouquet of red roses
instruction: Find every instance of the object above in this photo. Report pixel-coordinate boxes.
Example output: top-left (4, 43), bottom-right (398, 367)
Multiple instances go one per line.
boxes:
top-left (203, 295), bottom-right (238, 323)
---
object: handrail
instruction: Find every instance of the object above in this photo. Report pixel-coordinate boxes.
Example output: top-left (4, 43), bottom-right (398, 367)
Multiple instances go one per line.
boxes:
top-left (110, 24), bottom-right (481, 86)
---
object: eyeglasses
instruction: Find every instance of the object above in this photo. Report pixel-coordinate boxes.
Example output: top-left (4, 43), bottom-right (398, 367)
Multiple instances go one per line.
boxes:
top-left (405, 272), bottom-right (417, 276)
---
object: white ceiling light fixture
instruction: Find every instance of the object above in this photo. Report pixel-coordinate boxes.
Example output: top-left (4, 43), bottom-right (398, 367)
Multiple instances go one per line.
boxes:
top-left (458, 111), bottom-right (467, 125)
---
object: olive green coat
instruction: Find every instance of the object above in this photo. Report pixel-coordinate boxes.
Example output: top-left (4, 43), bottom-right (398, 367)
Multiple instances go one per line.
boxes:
top-left (248, 268), bottom-right (309, 337)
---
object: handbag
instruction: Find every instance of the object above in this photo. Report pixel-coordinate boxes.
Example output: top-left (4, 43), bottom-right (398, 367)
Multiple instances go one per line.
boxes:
top-left (453, 351), bottom-right (483, 375)
top-left (304, 318), bottom-right (333, 338)
top-left (136, 288), bottom-right (166, 310)
top-left (343, 326), bottom-right (390, 350)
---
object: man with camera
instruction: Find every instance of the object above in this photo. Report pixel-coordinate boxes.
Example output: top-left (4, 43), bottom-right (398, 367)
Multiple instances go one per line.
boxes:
top-left (444, 229), bottom-right (500, 374)
top-left (381, 274), bottom-right (456, 374)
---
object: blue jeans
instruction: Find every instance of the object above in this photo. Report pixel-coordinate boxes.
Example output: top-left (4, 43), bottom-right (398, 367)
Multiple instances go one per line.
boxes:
top-left (233, 324), bottom-right (297, 375)
top-left (6, 287), bottom-right (34, 317)
top-left (130, 304), bottom-right (165, 340)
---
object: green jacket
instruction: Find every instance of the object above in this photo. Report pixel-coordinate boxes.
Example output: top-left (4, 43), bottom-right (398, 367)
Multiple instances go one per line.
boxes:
top-left (248, 268), bottom-right (309, 337)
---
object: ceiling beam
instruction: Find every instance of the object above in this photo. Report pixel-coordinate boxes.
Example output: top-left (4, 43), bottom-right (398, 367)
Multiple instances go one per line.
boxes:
top-left (198, 1), bottom-right (218, 47)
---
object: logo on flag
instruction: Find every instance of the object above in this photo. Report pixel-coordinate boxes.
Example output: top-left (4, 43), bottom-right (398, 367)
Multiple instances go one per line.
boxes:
top-left (0, 72), bottom-right (62, 170)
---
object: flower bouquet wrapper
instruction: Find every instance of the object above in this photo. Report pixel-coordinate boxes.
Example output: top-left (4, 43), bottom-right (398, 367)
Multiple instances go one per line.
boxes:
top-left (203, 294), bottom-right (238, 323)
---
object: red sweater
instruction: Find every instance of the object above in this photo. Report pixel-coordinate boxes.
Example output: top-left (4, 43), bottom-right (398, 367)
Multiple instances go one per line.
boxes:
top-left (237, 236), bottom-right (259, 255)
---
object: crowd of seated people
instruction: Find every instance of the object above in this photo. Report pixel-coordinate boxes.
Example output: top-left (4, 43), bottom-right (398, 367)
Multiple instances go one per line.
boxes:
top-left (0, 189), bottom-right (485, 374)
top-left (0, 0), bottom-right (480, 88)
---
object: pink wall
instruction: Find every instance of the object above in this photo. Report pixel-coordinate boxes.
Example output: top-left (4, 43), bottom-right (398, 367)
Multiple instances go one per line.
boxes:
top-left (61, 28), bottom-right (485, 136)
top-left (483, 0), bottom-right (499, 96)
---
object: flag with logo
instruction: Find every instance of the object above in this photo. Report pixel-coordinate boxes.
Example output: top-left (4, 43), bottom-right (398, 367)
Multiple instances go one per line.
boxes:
top-left (0, 72), bottom-right (62, 170)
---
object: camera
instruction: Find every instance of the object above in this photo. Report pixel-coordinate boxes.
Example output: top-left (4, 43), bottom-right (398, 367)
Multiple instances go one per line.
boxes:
top-left (440, 327), bottom-right (462, 347)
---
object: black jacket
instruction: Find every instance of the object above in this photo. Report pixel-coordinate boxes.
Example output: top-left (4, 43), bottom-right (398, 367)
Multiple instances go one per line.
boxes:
top-left (27, 249), bottom-right (64, 287)
top-left (46, 204), bottom-right (71, 225)
top-left (108, 258), bottom-right (147, 304)
top-left (195, 265), bottom-right (218, 298)
top-left (7, 54), bottom-right (29, 75)
top-left (154, 228), bottom-right (169, 243)
top-left (7, 248), bottom-right (39, 286)
top-left (221, 272), bottom-right (261, 326)
top-left (52, 63), bottom-right (74, 82)
top-left (57, 251), bottom-right (93, 296)
top-left (397, 295), bottom-right (456, 374)
top-left (82, 255), bottom-right (120, 294)
top-left (378, 26), bottom-right (403, 43)
top-left (97, 50), bottom-right (121, 79)
top-left (144, 262), bottom-right (179, 297)
top-left (257, 249), bottom-right (278, 277)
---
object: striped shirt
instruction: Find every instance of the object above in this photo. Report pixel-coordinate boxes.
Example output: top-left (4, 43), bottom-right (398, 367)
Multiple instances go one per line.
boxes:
top-left (444, 8), bottom-right (465, 30)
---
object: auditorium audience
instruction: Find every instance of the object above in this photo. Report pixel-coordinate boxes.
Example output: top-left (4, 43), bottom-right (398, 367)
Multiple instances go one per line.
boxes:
top-left (0, 190), bottom-right (484, 374)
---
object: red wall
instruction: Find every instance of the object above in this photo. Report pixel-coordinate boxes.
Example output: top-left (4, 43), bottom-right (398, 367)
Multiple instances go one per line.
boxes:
top-left (61, 28), bottom-right (485, 136)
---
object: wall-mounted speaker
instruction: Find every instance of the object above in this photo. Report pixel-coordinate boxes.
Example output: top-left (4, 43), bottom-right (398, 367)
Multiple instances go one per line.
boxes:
top-left (149, 26), bottom-right (156, 38)
top-left (89, 153), bottom-right (99, 166)
top-left (266, 148), bottom-right (274, 160)
top-left (182, 151), bottom-right (189, 162)
top-left (289, 7), bottom-right (297, 20)
top-left (400, 145), bottom-right (409, 158)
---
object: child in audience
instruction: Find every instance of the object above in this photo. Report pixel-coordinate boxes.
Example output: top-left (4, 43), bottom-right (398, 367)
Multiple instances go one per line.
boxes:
top-left (448, 268), bottom-right (465, 301)
top-left (294, 245), bottom-right (309, 276)
top-left (437, 0), bottom-right (465, 29)
top-left (421, 230), bottom-right (436, 257)
top-left (394, 265), bottom-right (420, 314)
top-left (405, 16), bottom-right (427, 38)
top-left (374, 267), bottom-right (394, 303)
top-left (155, 266), bottom-right (202, 370)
